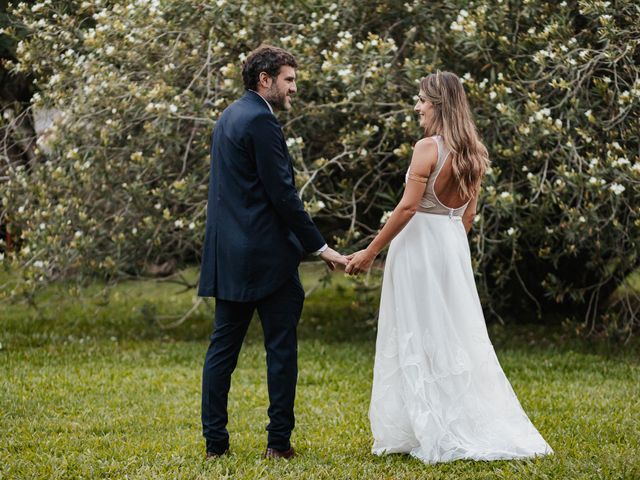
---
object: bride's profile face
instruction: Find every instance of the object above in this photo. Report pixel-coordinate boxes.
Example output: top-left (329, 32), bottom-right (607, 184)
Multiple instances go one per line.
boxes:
top-left (414, 90), bottom-right (434, 129)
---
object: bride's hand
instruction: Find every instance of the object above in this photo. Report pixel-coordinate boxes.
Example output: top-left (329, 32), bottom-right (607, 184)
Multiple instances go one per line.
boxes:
top-left (345, 249), bottom-right (376, 275)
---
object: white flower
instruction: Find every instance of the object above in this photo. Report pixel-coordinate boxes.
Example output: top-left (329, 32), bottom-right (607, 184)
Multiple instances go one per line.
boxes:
top-left (618, 91), bottom-right (631, 104)
top-left (39, 223), bottom-right (46, 230)
top-left (609, 183), bottom-right (625, 195)
top-left (489, 91), bottom-right (497, 99)
top-left (34, 260), bottom-right (44, 268)
top-left (380, 211), bottom-right (392, 225)
top-left (0, 252), bottom-right (4, 261)
top-left (189, 222), bottom-right (196, 230)
top-left (337, 67), bottom-right (353, 79)
top-left (507, 227), bottom-right (516, 236)
top-left (500, 191), bottom-right (511, 199)
top-left (74, 231), bottom-right (83, 238)
top-left (588, 176), bottom-right (598, 185)
top-left (174, 219), bottom-right (184, 228)
top-left (316, 200), bottom-right (326, 210)
top-left (169, 104), bottom-right (178, 113)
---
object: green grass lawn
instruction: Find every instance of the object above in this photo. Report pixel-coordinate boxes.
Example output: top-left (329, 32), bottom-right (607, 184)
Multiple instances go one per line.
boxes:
top-left (1, 264), bottom-right (639, 479)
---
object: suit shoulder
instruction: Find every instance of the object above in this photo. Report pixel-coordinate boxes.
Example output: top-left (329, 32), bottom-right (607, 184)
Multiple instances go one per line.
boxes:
top-left (247, 110), bottom-right (280, 133)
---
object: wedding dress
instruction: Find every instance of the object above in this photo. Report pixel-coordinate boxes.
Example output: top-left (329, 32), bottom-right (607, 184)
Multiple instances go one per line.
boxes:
top-left (369, 135), bottom-right (553, 464)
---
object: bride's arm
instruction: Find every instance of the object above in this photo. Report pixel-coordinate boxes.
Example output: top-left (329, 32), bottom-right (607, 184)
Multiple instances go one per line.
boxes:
top-left (345, 138), bottom-right (437, 275)
top-left (462, 190), bottom-right (479, 234)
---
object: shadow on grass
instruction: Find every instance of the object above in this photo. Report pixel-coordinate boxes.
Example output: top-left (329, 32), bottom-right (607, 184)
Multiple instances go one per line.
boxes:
top-left (2, 262), bottom-right (639, 359)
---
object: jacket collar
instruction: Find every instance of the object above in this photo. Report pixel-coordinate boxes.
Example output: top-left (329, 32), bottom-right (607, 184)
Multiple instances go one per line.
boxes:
top-left (244, 90), bottom-right (274, 114)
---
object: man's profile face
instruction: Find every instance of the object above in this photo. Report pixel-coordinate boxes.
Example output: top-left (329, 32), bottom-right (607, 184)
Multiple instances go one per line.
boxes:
top-left (265, 65), bottom-right (297, 111)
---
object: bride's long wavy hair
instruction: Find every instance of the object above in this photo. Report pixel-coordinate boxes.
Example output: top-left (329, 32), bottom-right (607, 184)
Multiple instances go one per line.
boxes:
top-left (420, 71), bottom-right (489, 199)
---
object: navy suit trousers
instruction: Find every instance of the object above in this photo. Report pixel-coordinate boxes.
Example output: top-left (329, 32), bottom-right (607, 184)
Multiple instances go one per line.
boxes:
top-left (201, 271), bottom-right (304, 453)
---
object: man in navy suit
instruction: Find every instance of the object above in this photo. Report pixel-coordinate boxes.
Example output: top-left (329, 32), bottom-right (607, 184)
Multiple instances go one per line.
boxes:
top-left (198, 45), bottom-right (347, 460)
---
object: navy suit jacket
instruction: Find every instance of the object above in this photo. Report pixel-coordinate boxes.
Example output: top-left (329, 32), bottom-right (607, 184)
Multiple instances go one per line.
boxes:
top-left (198, 91), bottom-right (325, 301)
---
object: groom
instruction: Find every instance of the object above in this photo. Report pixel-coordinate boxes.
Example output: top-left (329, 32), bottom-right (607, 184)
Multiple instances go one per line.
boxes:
top-left (198, 45), bottom-right (346, 460)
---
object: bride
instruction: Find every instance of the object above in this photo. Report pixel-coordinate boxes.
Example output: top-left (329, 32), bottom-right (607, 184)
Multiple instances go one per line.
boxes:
top-left (345, 71), bottom-right (553, 464)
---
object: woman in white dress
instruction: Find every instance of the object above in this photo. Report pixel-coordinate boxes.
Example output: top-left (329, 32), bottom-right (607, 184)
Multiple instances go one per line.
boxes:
top-left (345, 71), bottom-right (553, 464)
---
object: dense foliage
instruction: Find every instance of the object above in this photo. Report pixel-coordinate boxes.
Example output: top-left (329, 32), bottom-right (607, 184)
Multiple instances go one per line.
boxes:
top-left (1, 0), bottom-right (638, 334)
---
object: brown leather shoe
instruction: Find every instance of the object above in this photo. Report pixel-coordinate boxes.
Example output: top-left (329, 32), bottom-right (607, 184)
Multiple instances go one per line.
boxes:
top-left (205, 449), bottom-right (229, 460)
top-left (264, 446), bottom-right (295, 459)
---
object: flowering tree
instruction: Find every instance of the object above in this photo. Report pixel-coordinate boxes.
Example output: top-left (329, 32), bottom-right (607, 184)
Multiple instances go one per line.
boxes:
top-left (1, 0), bottom-right (638, 335)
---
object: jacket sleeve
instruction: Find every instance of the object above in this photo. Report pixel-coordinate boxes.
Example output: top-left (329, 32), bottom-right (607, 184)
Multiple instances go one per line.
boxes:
top-left (248, 112), bottom-right (326, 253)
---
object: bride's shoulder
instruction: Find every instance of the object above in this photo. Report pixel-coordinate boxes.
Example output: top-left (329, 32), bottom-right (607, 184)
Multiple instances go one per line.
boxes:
top-left (410, 137), bottom-right (438, 175)
top-left (412, 136), bottom-right (438, 161)
top-left (414, 136), bottom-right (438, 152)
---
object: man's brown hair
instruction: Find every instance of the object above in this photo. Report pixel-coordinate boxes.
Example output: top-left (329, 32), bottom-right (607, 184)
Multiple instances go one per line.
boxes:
top-left (241, 45), bottom-right (298, 91)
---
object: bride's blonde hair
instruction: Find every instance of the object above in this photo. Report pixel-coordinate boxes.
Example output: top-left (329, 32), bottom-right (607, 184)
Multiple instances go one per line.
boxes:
top-left (420, 71), bottom-right (489, 199)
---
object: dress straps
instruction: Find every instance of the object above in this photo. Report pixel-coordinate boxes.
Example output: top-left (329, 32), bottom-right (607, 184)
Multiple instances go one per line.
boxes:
top-left (415, 135), bottom-right (470, 217)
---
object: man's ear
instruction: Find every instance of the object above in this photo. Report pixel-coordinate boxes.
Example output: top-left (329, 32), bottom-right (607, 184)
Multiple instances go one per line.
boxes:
top-left (258, 72), bottom-right (272, 89)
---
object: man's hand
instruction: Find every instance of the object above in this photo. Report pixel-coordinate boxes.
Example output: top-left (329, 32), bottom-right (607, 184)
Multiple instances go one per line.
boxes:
top-left (345, 248), bottom-right (377, 275)
top-left (319, 247), bottom-right (348, 271)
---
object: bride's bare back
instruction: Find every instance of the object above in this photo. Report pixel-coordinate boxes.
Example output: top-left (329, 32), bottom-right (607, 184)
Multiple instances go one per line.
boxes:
top-left (432, 153), bottom-right (470, 210)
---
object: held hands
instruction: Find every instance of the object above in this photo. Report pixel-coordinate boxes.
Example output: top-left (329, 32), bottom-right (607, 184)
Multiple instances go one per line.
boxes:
top-left (319, 247), bottom-right (349, 271)
top-left (345, 248), bottom-right (377, 275)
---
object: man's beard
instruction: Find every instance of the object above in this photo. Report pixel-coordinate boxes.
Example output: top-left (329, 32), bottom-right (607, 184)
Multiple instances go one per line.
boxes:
top-left (266, 86), bottom-right (289, 111)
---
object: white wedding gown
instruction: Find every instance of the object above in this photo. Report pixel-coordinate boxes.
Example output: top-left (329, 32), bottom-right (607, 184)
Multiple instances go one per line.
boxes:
top-left (369, 136), bottom-right (553, 464)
